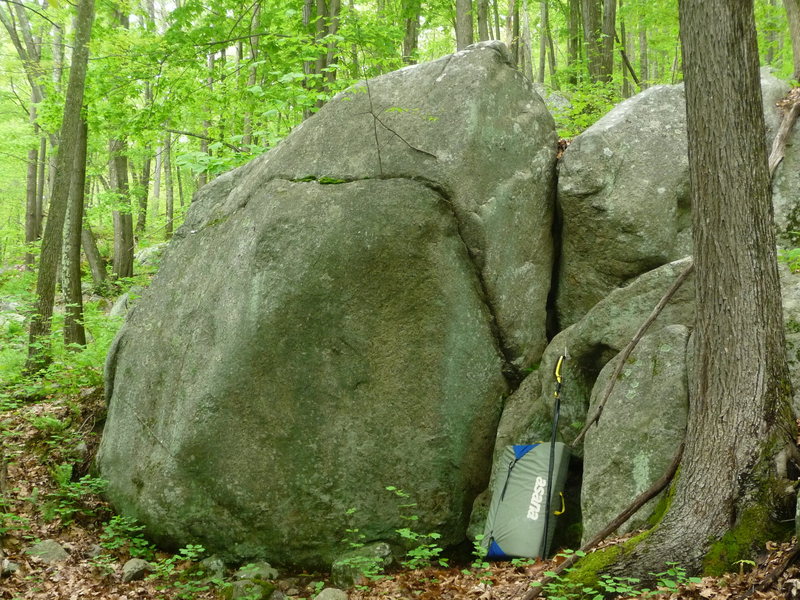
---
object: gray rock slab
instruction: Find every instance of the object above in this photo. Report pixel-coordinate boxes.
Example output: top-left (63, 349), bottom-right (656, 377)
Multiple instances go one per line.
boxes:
top-left (187, 40), bottom-right (557, 369)
top-left (121, 558), bottom-right (153, 582)
top-left (315, 589), bottom-right (349, 600)
top-left (26, 539), bottom-right (69, 564)
top-left (581, 324), bottom-right (690, 543)
top-left (556, 73), bottom-right (792, 328)
top-left (99, 178), bottom-right (508, 568)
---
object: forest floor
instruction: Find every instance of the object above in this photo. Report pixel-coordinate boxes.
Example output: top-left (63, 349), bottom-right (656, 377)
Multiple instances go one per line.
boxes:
top-left (2, 384), bottom-right (800, 600)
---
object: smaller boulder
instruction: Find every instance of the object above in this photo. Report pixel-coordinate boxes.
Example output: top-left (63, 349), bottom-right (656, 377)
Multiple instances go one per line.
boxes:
top-left (226, 579), bottom-right (276, 600)
top-left (581, 324), bottom-right (690, 543)
top-left (234, 561), bottom-right (278, 581)
top-left (1, 558), bottom-right (20, 577)
top-left (315, 589), bottom-right (349, 600)
top-left (121, 558), bottom-right (153, 582)
top-left (331, 543), bottom-right (392, 588)
top-left (25, 539), bottom-right (69, 564)
top-left (200, 555), bottom-right (226, 581)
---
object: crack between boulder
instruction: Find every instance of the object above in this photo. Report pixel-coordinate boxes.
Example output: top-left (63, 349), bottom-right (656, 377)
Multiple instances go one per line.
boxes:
top-left (280, 174), bottom-right (523, 389)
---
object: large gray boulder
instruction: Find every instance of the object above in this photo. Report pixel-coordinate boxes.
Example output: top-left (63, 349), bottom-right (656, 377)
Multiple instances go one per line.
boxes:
top-left (556, 72), bottom-right (791, 328)
top-left (97, 42), bottom-right (557, 568)
top-left (500, 257), bottom-right (696, 459)
top-left (556, 85), bottom-right (691, 329)
top-left (580, 324), bottom-right (690, 543)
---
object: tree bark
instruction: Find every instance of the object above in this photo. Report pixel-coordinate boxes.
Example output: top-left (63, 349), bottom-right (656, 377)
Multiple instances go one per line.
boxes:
top-left (600, 0), bottom-right (616, 79)
top-left (27, 0), bottom-right (95, 371)
top-left (164, 131), bottom-right (174, 240)
top-left (538, 2), bottom-right (547, 83)
top-left (567, 0), bottom-right (581, 84)
top-left (456, 0), bottom-right (474, 50)
top-left (403, 0), bottom-right (422, 63)
top-left (134, 157), bottom-right (151, 235)
top-left (81, 225), bottom-right (106, 287)
top-left (520, 0), bottom-right (534, 80)
top-left (36, 134), bottom-right (46, 238)
top-left (784, 0), bottom-right (800, 80)
top-left (638, 22), bottom-right (648, 88)
top-left (110, 139), bottom-right (133, 280)
top-left (581, 0), bottom-right (605, 81)
top-left (24, 104), bottom-right (38, 267)
top-left (63, 119), bottom-right (88, 349)
top-left (477, 0), bottom-right (490, 41)
top-left (611, 0), bottom-right (795, 577)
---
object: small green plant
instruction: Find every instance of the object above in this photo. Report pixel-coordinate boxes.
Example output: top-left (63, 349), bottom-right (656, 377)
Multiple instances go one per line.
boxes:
top-left (0, 495), bottom-right (30, 537)
top-left (309, 580), bottom-right (325, 595)
top-left (149, 544), bottom-right (213, 600)
top-left (397, 527), bottom-right (448, 569)
top-left (42, 464), bottom-right (107, 524)
top-left (100, 515), bottom-right (155, 559)
top-left (337, 508), bottom-right (387, 587)
top-left (385, 486), bottom-right (448, 570)
top-left (89, 553), bottom-right (118, 577)
top-left (649, 562), bottom-right (702, 592)
top-left (464, 534), bottom-right (493, 585)
top-left (734, 558), bottom-right (756, 575)
top-left (779, 245), bottom-right (800, 272)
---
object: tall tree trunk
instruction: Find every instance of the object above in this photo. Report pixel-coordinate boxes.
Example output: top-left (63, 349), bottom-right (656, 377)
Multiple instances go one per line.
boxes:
top-left (520, 0), bottom-right (533, 81)
top-left (81, 225), bottom-right (106, 287)
top-left (612, 0), bottom-right (794, 578)
top-left (403, 0), bottom-right (421, 63)
top-left (493, 0), bottom-right (501, 41)
top-left (581, 0), bottom-right (604, 81)
top-left (638, 22), bottom-right (648, 88)
top-left (538, 2), bottom-right (547, 83)
top-left (567, 0), bottom-right (581, 84)
top-left (199, 53), bottom-right (213, 189)
top-left (24, 104), bottom-right (38, 267)
top-left (477, 0), bottom-right (490, 41)
top-left (36, 134), bottom-right (46, 238)
top-left (546, 6), bottom-right (559, 89)
top-left (784, 0), bottom-right (800, 80)
top-left (243, 2), bottom-right (260, 147)
top-left (177, 165), bottom-right (184, 207)
top-left (153, 145), bottom-right (162, 217)
top-left (600, 0), bottom-right (616, 80)
top-left (63, 119), bottom-right (88, 348)
top-left (456, 0), bottom-right (474, 49)
top-left (110, 139), bottom-right (133, 280)
top-left (134, 158), bottom-right (151, 235)
top-left (620, 0), bottom-right (630, 96)
top-left (27, 0), bottom-right (95, 371)
top-left (164, 131), bottom-right (174, 240)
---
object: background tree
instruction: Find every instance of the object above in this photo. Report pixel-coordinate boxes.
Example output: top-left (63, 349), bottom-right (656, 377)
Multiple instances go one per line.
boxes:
top-left (612, 0), bottom-right (795, 576)
top-left (26, 0), bottom-right (95, 370)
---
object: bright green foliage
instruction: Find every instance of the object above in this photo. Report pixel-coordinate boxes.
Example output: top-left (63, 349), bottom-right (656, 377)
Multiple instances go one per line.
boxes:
top-left (147, 544), bottom-right (218, 600)
top-left (41, 464), bottom-right (108, 524)
top-left (99, 515), bottom-right (156, 559)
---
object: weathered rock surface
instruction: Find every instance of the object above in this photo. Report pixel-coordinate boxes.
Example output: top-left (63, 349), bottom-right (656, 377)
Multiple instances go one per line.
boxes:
top-left (499, 257), bottom-right (696, 459)
top-left (581, 324), bottom-right (690, 543)
top-left (121, 558), bottom-right (153, 582)
top-left (556, 85), bottom-right (691, 328)
top-left (25, 539), bottom-right (69, 564)
top-left (192, 40), bottom-right (557, 368)
top-left (556, 71), bottom-right (790, 328)
top-left (98, 42), bottom-right (557, 569)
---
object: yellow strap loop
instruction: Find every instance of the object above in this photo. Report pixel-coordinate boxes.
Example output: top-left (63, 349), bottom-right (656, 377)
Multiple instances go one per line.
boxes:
top-left (554, 492), bottom-right (566, 516)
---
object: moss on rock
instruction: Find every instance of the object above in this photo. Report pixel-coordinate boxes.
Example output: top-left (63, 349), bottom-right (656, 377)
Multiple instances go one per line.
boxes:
top-left (703, 504), bottom-right (788, 576)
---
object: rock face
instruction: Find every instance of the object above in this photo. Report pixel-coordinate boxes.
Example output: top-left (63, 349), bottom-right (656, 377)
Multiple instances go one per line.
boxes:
top-left (556, 85), bottom-right (691, 329)
top-left (581, 324), bottom-right (690, 543)
top-left (97, 42), bottom-right (557, 568)
top-left (555, 72), bottom-right (789, 329)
